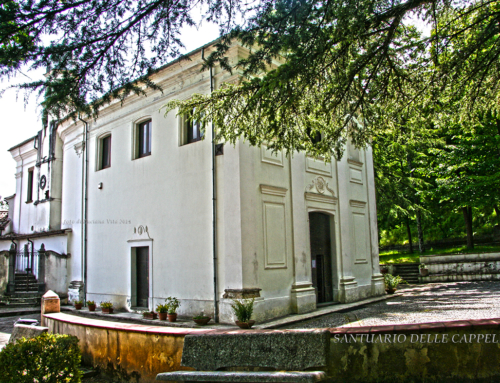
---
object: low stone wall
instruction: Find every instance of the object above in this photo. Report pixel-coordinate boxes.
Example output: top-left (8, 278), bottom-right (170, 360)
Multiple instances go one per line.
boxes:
top-left (44, 313), bottom-right (212, 382)
top-left (328, 319), bottom-right (500, 382)
top-left (420, 252), bottom-right (500, 283)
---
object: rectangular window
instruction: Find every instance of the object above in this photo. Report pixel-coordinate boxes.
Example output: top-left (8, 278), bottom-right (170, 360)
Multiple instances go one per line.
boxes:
top-left (138, 120), bottom-right (152, 157)
top-left (186, 109), bottom-right (204, 144)
top-left (101, 135), bottom-right (111, 169)
top-left (27, 168), bottom-right (34, 202)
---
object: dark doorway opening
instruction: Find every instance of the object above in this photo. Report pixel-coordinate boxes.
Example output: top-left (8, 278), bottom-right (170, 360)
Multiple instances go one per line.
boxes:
top-left (136, 246), bottom-right (149, 308)
top-left (309, 212), bottom-right (334, 304)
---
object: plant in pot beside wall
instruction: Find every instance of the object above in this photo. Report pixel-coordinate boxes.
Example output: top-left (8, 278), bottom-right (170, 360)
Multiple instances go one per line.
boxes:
top-left (74, 300), bottom-right (83, 310)
top-left (142, 310), bottom-right (157, 320)
top-left (100, 301), bottom-right (114, 314)
top-left (156, 304), bottom-right (169, 320)
top-left (384, 274), bottom-right (406, 294)
top-left (419, 263), bottom-right (429, 277)
top-left (86, 300), bottom-right (96, 312)
top-left (231, 298), bottom-right (255, 329)
top-left (165, 297), bottom-right (180, 322)
top-left (193, 314), bottom-right (211, 326)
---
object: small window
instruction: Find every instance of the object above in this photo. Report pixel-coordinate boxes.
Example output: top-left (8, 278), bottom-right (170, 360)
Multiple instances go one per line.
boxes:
top-left (182, 109), bottom-right (204, 145)
top-left (26, 168), bottom-right (34, 202)
top-left (100, 135), bottom-right (111, 170)
top-left (306, 128), bottom-right (322, 144)
top-left (137, 120), bottom-right (152, 158)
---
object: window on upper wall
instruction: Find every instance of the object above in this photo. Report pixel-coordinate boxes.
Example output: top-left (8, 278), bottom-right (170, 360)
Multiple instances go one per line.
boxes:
top-left (99, 134), bottom-right (111, 170)
top-left (26, 168), bottom-right (34, 202)
top-left (137, 120), bottom-right (152, 158)
top-left (181, 109), bottom-right (204, 145)
top-left (306, 127), bottom-right (322, 145)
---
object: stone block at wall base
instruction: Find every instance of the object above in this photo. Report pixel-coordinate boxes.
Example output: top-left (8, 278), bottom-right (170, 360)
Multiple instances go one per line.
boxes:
top-left (68, 280), bottom-right (84, 304)
top-left (339, 278), bottom-right (381, 303)
top-left (338, 277), bottom-right (358, 303)
top-left (291, 283), bottom-right (316, 314)
top-left (371, 274), bottom-right (385, 296)
top-left (9, 324), bottom-right (48, 344)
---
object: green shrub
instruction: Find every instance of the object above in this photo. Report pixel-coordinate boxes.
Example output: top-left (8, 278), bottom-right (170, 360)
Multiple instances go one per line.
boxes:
top-left (0, 332), bottom-right (82, 383)
top-left (231, 298), bottom-right (254, 323)
top-left (165, 297), bottom-right (180, 314)
top-left (100, 301), bottom-right (113, 309)
top-left (156, 303), bottom-right (168, 313)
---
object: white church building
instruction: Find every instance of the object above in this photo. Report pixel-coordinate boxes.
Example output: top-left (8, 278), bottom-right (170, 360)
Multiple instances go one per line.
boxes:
top-left (0, 41), bottom-right (384, 323)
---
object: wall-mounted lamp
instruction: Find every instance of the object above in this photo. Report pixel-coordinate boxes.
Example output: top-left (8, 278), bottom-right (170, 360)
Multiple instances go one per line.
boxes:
top-left (98, 183), bottom-right (103, 190)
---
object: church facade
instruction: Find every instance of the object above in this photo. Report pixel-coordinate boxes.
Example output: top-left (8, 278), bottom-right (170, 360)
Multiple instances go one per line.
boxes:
top-left (0, 42), bottom-right (384, 323)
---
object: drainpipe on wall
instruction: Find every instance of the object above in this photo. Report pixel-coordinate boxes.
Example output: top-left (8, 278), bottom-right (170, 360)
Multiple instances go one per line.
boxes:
top-left (202, 48), bottom-right (219, 323)
top-left (27, 238), bottom-right (34, 274)
top-left (79, 115), bottom-right (89, 304)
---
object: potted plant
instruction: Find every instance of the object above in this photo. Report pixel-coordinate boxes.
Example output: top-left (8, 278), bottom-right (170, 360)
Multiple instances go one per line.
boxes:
top-left (100, 301), bottom-right (114, 314)
top-left (156, 304), bottom-right (169, 320)
top-left (231, 298), bottom-right (255, 329)
top-left (86, 300), bottom-right (96, 312)
top-left (193, 315), bottom-right (211, 326)
top-left (419, 263), bottom-right (429, 277)
top-left (384, 274), bottom-right (406, 294)
top-left (165, 297), bottom-right (180, 322)
top-left (142, 310), bottom-right (157, 320)
top-left (74, 300), bottom-right (83, 310)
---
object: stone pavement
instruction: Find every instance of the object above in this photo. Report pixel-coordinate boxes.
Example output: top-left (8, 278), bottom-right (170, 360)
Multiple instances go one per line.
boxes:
top-left (284, 280), bottom-right (500, 329)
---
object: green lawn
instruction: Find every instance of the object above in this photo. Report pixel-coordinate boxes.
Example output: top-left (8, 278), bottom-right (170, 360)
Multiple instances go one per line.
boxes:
top-left (379, 245), bottom-right (500, 264)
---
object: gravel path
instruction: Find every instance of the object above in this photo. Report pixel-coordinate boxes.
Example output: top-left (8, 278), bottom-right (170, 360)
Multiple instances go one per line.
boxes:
top-left (285, 281), bottom-right (500, 329)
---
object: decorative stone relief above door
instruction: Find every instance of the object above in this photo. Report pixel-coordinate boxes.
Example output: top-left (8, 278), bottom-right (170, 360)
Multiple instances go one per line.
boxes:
top-left (306, 176), bottom-right (335, 196)
top-left (128, 225), bottom-right (152, 242)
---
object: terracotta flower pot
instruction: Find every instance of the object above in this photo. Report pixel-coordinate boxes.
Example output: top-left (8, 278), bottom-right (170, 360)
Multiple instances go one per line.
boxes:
top-left (143, 312), bottom-right (157, 320)
top-left (159, 312), bottom-right (168, 321)
top-left (386, 288), bottom-right (396, 295)
top-left (88, 304), bottom-right (96, 312)
top-left (235, 320), bottom-right (255, 329)
top-left (193, 317), bottom-right (211, 326)
top-left (74, 303), bottom-right (83, 310)
top-left (102, 308), bottom-right (114, 314)
top-left (167, 313), bottom-right (177, 322)
top-left (420, 268), bottom-right (429, 277)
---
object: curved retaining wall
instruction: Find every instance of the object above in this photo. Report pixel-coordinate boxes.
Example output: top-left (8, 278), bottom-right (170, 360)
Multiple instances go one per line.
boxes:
top-left (45, 313), bottom-right (500, 383)
top-left (44, 313), bottom-right (211, 382)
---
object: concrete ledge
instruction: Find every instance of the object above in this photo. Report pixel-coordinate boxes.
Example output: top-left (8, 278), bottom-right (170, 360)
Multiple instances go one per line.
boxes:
top-left (421, 252), bottom-right (500, 264)
top-left (156, 371), bottom-right (326, 382)
top-left (44, 312), bottom-right (216, 335)
top-left (329, 318), bottom-right (500, 335)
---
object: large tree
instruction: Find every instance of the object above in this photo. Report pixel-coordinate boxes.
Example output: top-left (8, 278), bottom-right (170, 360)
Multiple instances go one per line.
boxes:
top-left (431, 112), bottom-right (500, 249)
top-left (1, 0), bottom-right (499, 158)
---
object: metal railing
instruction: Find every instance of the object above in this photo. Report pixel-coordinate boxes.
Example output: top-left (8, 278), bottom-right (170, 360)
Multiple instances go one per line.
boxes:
top-left (15, 250), bottom-right (39, 280)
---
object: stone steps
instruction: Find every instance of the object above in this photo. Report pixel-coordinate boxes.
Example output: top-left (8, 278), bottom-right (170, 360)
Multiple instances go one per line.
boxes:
top-left (393, 263), bottom-right (420, 283)
top-left (5, 273), bottom-right (43, 307)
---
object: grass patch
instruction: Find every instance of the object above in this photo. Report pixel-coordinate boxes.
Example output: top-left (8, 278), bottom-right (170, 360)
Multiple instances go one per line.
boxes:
top-left (379, 245), bottom-right (500, 264)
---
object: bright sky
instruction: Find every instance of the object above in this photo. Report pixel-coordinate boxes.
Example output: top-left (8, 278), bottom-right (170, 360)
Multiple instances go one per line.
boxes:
top-left (0, 21), bottom-right (220, 201)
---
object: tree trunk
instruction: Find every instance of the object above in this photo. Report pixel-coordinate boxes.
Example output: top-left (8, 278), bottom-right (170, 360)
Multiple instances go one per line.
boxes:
top-left (462, 206), bottom-right (474, 250)
top-left (415, 209), bottom-right (425, 253)
top-left (405, 216), bottom-right (414, 254)
top-left (495, 205), bottom-right (500, 227)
